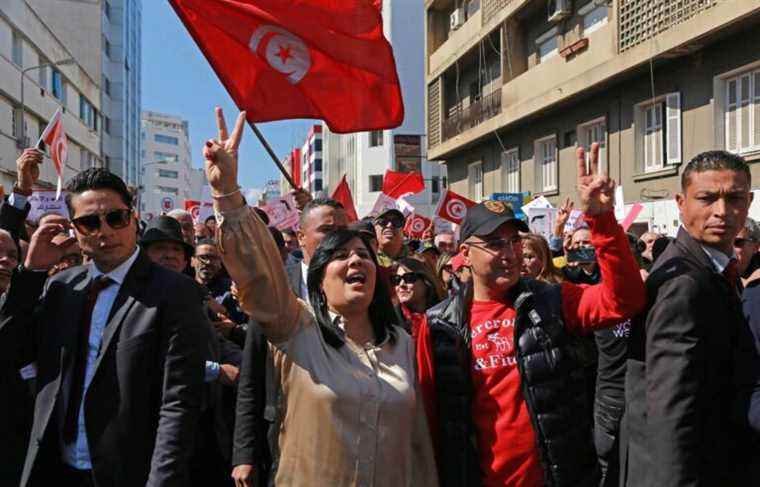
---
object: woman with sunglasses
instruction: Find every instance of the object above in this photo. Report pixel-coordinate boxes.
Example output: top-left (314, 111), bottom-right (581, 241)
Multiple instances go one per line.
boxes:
top-left (204, 108), bottom-right (437, 487)
top-left (393, 258), bottom-right (446, 339)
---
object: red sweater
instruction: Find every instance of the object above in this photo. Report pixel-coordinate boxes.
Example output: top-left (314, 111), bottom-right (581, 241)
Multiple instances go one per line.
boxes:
top-left (415, 211), bottom-right (646, 485)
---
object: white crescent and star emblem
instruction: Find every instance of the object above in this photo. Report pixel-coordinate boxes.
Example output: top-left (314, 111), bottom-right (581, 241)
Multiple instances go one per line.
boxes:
top-left (411, 217), bottom-right (426, 233)
top-left (446, 199), bottom-right (466, 219)
top-left (250, 25), bottom-right (311, 84)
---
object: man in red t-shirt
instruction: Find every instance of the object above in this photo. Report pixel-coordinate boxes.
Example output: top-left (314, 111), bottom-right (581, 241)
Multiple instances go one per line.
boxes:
top-left (417, 144), bottom-right (646, 487)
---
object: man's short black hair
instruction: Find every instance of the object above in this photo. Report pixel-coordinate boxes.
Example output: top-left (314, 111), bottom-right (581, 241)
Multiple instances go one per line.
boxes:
top-left (299, 198), bottom-right (344, 227)
top-left (65, 168), bottom-right (133, 216)
top-left (195, 238), bottom-right (217, 249)
top-left (282, 228), bottom-right (297, 238)
top-left (681, 150), bottom-right (751, 190)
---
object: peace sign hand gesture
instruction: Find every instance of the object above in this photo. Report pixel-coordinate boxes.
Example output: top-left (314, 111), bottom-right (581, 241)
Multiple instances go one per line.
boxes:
top-left (203, 107), bottom-right (246, 196)
top-left (577, 143), bottom-right (615, 216)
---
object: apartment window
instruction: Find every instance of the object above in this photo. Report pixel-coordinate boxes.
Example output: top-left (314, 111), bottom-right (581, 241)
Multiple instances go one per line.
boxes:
top-left (38, 60), bottom-right (48, 88)
top-left (11, 107), bottom-right (20, 138)
top-left (104, 37), bottom-right (111, 59)
top-left (578, 118), bottom-right (607, 171)
top-left (579, 2), bottom-right (608, 35)
top-left (468, 162), bottom-right (484, 201)
top-left (52, 69), bottom-right (64, 101)
top-left (369, 174), bottom-right (384, 192)
top-left (314, 139), bottom-right (322, 152)
top-left (315, 180), bottom-right (323, 192)
top-left (431, 177), bottom-right (440, 194)
top-left (369, 130), bottom-right (383, 147)
top-left (314, 160), bottom-right (322, 171)
top-left (157, 186), bottom-right (179, 195)
top-left (104, 0), bottom-right (111, 19)
top-left (12, 32), bottom-right (23, 67)
top-left (104, 116), bottom-right (111, 134)
top-left (502, 148), bottom-right (520, 193)
top-left (725, 69), bottom-right (760, 155)
top-left (79, 95), bottom-right (97, 130)
top-left (153, 151), bottom-right (178, 162)
top-left (104, 76), bottom-right (111, 96)
top-left (155, 134), bottom-right (179, 145)
top-left (158, 169), bottom-right (179, 179)
top-left (635, 93), bottom-right (681, 173)
top-left (536, 28), bottom-right (558, 63)
top-left (535, 136), bottom-right (558, 193)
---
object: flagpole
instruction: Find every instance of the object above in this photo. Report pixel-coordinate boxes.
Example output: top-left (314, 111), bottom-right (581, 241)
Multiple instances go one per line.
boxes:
top-left (247, 121), bottom-right (299, 190)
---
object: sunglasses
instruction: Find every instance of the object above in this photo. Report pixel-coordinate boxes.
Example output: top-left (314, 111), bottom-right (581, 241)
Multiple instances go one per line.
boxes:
top-left (734, 238), bottom-right (756, 247)
top-left (71, 209), bottom-right (132, 236)
top-left (391, 272), bottom-right (423, 286)
top-left (374, 217), bottom-right (404, 229)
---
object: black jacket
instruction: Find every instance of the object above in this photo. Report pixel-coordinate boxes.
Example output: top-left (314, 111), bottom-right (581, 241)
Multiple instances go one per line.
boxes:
top-left (622, 227), bottom-right (759, 486)
top-left (426, 279), bottom-right (599, 487)
top-left (11, 252), bottom-right (207, 487)
top-left (0, 197), bottom-right (33, 486)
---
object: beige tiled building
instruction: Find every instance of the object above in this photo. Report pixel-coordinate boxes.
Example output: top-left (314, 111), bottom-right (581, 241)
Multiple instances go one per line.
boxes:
top-left (425, 0), bottom-right (760, 234)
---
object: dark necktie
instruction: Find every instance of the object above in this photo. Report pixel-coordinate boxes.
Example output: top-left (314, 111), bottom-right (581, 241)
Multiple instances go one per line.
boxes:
top-left (63, 275), bottom-right (114, 444)
top-left (723, 259), bottom-right (739, 295)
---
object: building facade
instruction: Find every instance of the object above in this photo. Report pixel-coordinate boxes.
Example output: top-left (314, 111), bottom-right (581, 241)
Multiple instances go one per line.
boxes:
top-left (321, 0), bottom-right (446, 219)
top-left (101, 0), bottom-right (142, 186)
top-left (425, 0), bottom-right (760, 235)
top-left (0, 0), bottom-right (103, 191)
top-left (139, 110), bottom-right (196, 219)
top-left (301, 125), bottom-right (323, 195)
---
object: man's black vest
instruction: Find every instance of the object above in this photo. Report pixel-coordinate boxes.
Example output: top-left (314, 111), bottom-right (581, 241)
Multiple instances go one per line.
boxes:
top-left (426, 278), bottom-right (599, 487)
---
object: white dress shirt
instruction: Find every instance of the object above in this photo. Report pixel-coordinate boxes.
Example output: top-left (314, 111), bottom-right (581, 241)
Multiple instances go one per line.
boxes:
top-left (701, 244), bottom-right (735, 273)
top-left (300, 260), bottom-right (309, 302)
top-left (62, 247), bottom-right (140, 469)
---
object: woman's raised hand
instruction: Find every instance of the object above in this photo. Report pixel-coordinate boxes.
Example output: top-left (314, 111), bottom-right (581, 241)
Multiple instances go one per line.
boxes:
top-left (203, 107), bottom-right (246, 196)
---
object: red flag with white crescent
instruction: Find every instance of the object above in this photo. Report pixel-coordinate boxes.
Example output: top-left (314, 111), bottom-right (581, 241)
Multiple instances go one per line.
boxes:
top-left (36, 107), bottom-right (67, 199)
top-left (404, 213), bottom-right (432, 239)
top-left (169, 0), bottom-right (404, 133)
top-left (434, 189), bottom-right (476, 225)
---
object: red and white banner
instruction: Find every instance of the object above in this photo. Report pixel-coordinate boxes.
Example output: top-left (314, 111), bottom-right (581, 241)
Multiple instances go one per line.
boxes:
top-left (185, 199), bottom-right (213, 224)
top-left (434, 189), bottom-right (476, 225)
top-left (36, 107), bottom-right (67, 199)
top-left (260, 195), bottom-right (299, 230)
top-left (404, 213), bottom-right (432, 239)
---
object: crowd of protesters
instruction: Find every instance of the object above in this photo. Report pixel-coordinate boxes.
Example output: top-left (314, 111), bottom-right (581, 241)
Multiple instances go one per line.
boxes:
top-left (0, 107), bottom-right (759, 487)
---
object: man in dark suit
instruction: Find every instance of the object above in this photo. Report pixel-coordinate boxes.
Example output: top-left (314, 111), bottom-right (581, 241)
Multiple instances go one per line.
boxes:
top-left (10, 168), bottom-right (207, 487)
top-left (623, 151), bottom-right (759, 486)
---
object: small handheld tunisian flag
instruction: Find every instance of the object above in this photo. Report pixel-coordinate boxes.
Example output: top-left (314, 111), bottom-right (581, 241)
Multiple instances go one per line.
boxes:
top-left (330, 175), bottom-right (358, 223)
top-left (435, 189), bottom-right (476, 225)
top-left (404, 213), bottom-right (432, 239)
top-left (36, 107), bottom-right (67, 200)
top-left (382, 171), bottom-right (425, 199)
top-left (169, 0), bottom-right (404, 133)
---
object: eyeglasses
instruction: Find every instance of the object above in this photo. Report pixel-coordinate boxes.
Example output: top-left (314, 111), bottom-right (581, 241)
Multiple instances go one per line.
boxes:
top-left (71, 209), bottom-right (132, 236)
top-left (374, 216), bottom-right (404, 229)
top-left (195, 254), bottom-right (220, 264)
top-left (467, 236), bottom-right (522, 252)
top-left (734, 238), bottom-right (756, 247)
top-left (391, 272), bottom-right (423, 286)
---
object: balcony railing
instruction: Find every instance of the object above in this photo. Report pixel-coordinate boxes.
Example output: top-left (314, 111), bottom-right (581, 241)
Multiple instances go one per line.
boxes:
top-left (442, 89), bottom-right (501, 141)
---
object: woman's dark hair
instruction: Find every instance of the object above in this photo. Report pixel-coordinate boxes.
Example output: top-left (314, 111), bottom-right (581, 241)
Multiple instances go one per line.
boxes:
top-left (394, 257), bottom-right (446, 309)
top-left (65, 168), bottom-right (132, 215)
top-left (307, 228), bottom-right (398, 348)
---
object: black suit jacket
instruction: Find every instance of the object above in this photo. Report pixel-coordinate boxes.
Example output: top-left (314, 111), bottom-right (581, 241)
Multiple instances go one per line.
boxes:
top-left (0, 197), bottom-right (33, 485)
top-left (622, 228), bottom-right (758, 486)
top-left (11, 251), bottom-right (207, 487)
top-left (285, 260), bottom-right (304, 300)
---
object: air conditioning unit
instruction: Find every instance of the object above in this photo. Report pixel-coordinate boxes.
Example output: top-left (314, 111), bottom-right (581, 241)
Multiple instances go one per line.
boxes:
top-left (548, 0), bottom-right (572, 23)
top-left (450, 8), bottom-right (465, 31)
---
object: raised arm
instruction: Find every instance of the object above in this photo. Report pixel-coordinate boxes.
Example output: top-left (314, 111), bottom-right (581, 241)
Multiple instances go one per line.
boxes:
top-left (561, 144), bottom-right (647, 332)
top-left (203, 108), bottom-right (301, 342)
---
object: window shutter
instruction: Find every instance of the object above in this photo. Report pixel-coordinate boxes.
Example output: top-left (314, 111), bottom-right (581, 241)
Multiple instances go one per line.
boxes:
top-left (534, 141), bottom-right (543, 194)
top-left (727, 79), bottom-right (738, 152)
top-left (753, 71), bottom-right (760, 149)
top-left (666, 92), bottom-right (682, 164)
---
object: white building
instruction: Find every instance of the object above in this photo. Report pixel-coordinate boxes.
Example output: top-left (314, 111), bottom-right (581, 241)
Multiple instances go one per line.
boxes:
top-left (101, 0), bottom-right (142, 186)
top-left (139, 111), bottom-right (198, 219)
top-left (0, 1), bottom-right (103, 191)
top-left (321, 0), bottom-right (445, 218)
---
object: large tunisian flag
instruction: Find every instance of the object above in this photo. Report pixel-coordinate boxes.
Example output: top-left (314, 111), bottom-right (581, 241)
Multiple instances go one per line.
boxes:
top-left (169, 0), bottom-right (404, 133)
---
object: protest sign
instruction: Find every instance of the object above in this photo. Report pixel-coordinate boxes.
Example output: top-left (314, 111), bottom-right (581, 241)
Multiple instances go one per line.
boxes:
top-left (261, 195), bottom-right (300, 230)
top-left (527, 207), bottom-right (558, 241)
top-left (27, 190), bottom-right (69, 223)
top-left (521, 195), bottom-right (553, 214)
